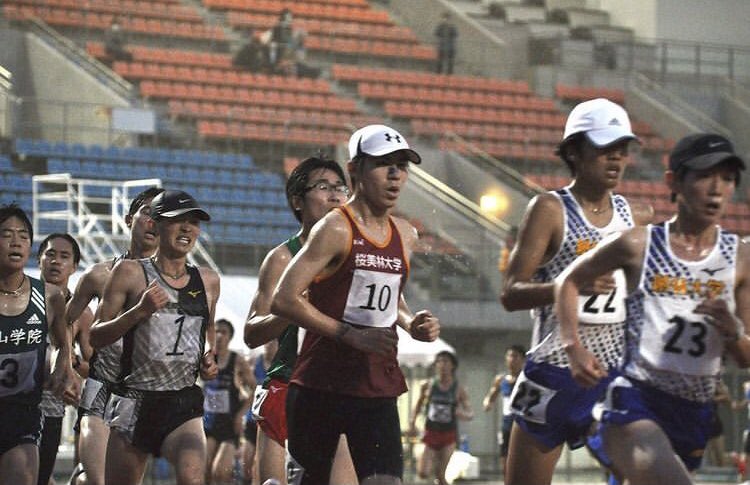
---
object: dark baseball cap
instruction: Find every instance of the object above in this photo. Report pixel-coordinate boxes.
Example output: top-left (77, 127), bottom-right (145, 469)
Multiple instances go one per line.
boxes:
top-left (150, 190), bottom-right (210, 221)
top-left (669, 133), bottom-right (746, 174)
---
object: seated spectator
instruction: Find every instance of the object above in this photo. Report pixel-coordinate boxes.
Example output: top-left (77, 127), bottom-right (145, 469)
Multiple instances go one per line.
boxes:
top-left (104, 17), bottom-right (132, 64)
top-left (233, 30), bottom-right (268, 73)
top-left (269, 8), bottom-right (294, 68)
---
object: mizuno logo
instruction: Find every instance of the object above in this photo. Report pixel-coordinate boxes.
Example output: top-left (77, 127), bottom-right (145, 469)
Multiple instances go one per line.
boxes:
top-left (701, 267), bottom-right (725, 276)
top-left (25, 314), bottom-right (42, 325)
top-left (187, 290), bottom-right (202, 298)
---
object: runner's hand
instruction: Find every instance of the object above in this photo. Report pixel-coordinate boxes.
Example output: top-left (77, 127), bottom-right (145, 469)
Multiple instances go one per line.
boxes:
top-left (409, 310), bottom-right (440, 342)
top-left (564, 342), bottom-right (606, 388)
top-left (138, 280), bottom-right (169, 317)
top-left (200, 350), bottom-right (218, 380)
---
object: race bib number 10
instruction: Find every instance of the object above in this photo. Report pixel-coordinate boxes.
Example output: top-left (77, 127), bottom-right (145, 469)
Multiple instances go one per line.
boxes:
top-left (343, 269), bottom-right (401, 328)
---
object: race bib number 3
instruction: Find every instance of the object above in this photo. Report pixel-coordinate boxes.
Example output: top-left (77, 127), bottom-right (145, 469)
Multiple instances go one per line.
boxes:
top-left (0, 350), bottom-right (39, 397)
top-left (342, 270), bottom-right (401, 328)
top-left (577, 270), bottom-right (627, 324)
top-left (508, 371), bottom-right (556, 424)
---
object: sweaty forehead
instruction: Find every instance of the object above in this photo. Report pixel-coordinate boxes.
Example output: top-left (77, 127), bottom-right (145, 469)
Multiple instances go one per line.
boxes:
top-left (0, 217), bottom-right (30, 231)
top-left (308, 168), bottom-right (343, 182)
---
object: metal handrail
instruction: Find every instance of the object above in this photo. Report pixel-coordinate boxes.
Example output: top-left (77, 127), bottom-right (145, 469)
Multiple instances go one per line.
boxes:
top-left (443, 131), bottom-right (545, 196)
top-left (632, 72), bottom-right (733, 137)
top-left (409, 164), bottom-right (512, 238)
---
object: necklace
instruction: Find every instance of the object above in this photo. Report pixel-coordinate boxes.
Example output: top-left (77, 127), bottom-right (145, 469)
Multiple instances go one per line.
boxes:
top-left (151, 257), bottom-right (187, 280)
top-left (0, 276), bottom-right (26, 297)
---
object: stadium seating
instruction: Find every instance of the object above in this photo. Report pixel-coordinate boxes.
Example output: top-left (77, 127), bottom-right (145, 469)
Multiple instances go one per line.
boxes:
top-left (203, 0), bottom-right (436, 62)
top-left (3, 4), bottom-right (225, 42)
top-left (17, 140), bottom-right (300, 246)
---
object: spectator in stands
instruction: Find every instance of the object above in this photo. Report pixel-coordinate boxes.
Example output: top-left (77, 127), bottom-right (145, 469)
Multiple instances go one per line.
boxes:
top-left (269, 9), bottom-right (294, 70)
top-left (434, 12), bottom-right (458, 74)
top-left (233, 29), bottom-right (269, 73)
top-left (104, 17), bottom-right (132, 64)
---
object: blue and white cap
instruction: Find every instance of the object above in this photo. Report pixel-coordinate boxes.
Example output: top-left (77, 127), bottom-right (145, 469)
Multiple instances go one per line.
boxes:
top-left (562, 98), bottom-right (637, 148)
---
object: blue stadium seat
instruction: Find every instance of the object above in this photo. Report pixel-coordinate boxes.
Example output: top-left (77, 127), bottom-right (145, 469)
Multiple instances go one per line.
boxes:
top-left (104, 145), bottom-right (123, 159)
top-left (88, 144), bottom-right (105, 159)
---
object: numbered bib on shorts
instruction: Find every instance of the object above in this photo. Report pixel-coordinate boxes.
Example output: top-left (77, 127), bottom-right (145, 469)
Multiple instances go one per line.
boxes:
top-left (0, 350), bottom-right (39, 397)
top-left (147, 311), bottom-right (202, 364)
top-left (251, 384), bottom-right (268, 421)
top-left (427, 402), bottom-right (452, 424)
top-left (342, 270), bottom-right (401, 328)
top-left (204, 387), bottom-right (230, 413)
top-left (639, 305), bottom-right (723, 375)
top-left (80, 378), bottom-right (104, 410)
top-left (508, 371), bottom-right (556, 424)
top-left (577, 270), bottom-right (627, 324)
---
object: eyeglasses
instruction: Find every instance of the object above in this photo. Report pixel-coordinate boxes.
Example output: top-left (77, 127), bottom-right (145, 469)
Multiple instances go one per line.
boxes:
top-left (304, 181), bottom-right (350, 196)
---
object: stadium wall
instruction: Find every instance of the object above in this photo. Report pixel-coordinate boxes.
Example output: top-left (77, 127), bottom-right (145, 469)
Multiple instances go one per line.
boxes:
top-left (0, 25), bottom-right (130, 145)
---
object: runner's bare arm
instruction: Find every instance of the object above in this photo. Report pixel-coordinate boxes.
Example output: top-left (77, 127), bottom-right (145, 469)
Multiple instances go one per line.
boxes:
top-left (500, 194), bottom-right (562, 311)
top-left (245, 243), bottom-right (294, 348)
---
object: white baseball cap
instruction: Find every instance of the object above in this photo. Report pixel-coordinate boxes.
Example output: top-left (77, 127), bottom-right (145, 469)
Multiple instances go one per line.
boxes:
top-left (562, 98), bottom-right (637, 147)
top-left (348, 124), bottom-right (421, 164)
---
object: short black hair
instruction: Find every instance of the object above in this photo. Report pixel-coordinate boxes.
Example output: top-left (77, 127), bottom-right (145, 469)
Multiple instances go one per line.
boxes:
top-left (285, 157), bottom-right (346, 222)
top-left (128, 187), bottom-right (164, 216)
top-left (37, 233), bottom-right (81, 265)
top-left (0, 203), bottom-right (33, 242)
top-left (216, 318), bottom-right (235, 338)
top-left (507, 344), bottom-right (526, 356)
top-left (556, 132), bottom-right (587, 176)
top-left (435, 350), bottom-right (458, 369)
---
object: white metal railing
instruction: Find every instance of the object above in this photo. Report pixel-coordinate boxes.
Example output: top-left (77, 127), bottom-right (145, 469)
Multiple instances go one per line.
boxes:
top-left (32, 174), bottom-right (220, 273)
top-left (632, 72), bottom-right (733, 137)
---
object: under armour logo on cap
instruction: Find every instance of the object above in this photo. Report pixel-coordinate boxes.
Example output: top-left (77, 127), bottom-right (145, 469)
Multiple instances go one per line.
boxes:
top-left (384, 132), bottom-right (402, 143)
top-left (348, 124), bottom-right (421, 164)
